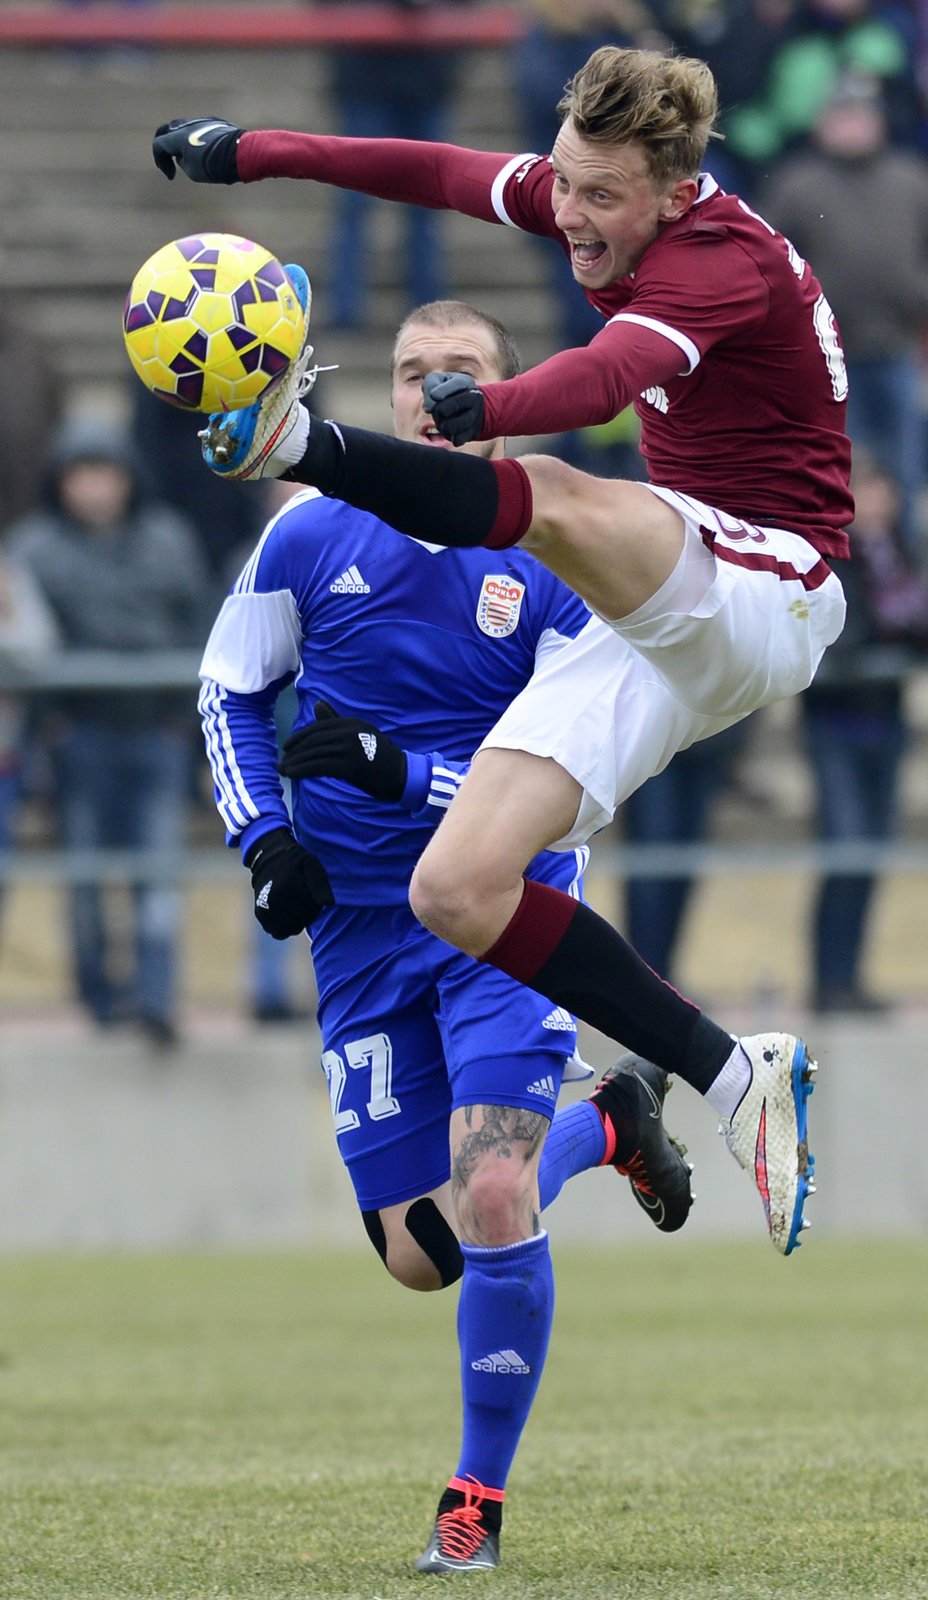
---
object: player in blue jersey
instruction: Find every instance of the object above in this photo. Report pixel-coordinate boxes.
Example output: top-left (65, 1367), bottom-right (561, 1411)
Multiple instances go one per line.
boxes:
top-left (197, 296), bottom-right (693, 1575)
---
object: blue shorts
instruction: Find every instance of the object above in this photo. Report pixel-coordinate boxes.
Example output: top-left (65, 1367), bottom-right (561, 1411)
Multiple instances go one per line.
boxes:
top-left (310, 902), bottom-right (579, 1211)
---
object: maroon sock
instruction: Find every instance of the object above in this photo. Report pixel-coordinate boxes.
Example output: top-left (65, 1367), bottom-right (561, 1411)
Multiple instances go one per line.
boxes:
top-left (485, 459), bottom-right (533, 549)
top-left (288, 422), bottom-right (532, 550)
top-left (482, 879), bottom-right (733, 1092)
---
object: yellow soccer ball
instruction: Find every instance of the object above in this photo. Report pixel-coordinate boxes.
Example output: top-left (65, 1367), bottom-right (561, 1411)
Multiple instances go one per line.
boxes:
top-left (123, 233), bottom-right (305, 412)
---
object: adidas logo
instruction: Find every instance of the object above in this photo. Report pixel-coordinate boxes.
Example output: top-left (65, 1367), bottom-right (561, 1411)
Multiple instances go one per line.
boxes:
top-left (526, 1074), bottom-right (556, 1098)
top-left (256, 881), bottom-right (272, 909)
top-left (358, 732), bottom-right (377, 762)
top-left (471, 1348), bottom-right (530, 1375)
top-left (330, 564), bottom-right (371, 594)
top-left (541, 1006), bottom-right (575, 1032)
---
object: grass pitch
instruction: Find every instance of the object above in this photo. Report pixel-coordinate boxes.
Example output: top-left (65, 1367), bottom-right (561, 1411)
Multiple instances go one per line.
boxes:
top-left (1, 1241), bottom-right (926, 1600)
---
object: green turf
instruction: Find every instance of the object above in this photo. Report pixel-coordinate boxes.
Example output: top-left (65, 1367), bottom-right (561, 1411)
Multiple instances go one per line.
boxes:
top-left (1, 1241), bottom-right (926, 1600)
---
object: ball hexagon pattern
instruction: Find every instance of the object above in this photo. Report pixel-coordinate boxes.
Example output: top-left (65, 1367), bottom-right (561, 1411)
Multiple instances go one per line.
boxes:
top-left (123, 233), bottom-right (305, 412)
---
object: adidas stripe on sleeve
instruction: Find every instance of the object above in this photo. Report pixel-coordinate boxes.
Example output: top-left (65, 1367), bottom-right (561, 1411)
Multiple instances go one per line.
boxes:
top-left (198, 514), bottom-right (303, 856)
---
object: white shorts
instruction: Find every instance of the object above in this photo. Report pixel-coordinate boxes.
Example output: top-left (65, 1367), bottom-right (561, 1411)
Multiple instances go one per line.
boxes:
top-left (481, 487), bottom-right (847, 849)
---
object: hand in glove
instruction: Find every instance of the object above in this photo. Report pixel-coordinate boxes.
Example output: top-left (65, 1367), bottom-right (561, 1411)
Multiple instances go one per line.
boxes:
top-left (422, 371), bottom-right (486, 446)
top-left (279, 700), bottom-right (407, 803)
top-left (152, 117), bottom-right (244, 183)
top-left (244, 827), bottom-right (334, 940)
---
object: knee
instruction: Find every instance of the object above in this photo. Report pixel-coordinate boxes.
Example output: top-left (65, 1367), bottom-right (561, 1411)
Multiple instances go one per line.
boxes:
top-left (409, 850), bottom-right (486, 952)
top-left (518, 453), bottom-right (604, 543)
top-left (455, 1162), bottom-right (535, 1249)
top-left (521, 453), bottom-right (586, 500)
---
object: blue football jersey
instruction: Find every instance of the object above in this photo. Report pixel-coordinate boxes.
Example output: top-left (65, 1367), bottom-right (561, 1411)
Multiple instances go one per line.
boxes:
top-left (199, 488), bottom-right (591, 904)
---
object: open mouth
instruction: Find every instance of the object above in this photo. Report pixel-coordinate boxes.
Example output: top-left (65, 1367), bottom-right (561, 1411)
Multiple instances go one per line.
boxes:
top-left (569, 239), bottom-right (607, 272)
top-left (419, 424), bottom-right (452, 446)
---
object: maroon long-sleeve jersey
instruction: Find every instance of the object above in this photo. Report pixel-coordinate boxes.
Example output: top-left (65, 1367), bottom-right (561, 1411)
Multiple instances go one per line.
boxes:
top-left (239, 133), bottom-right (853, 557)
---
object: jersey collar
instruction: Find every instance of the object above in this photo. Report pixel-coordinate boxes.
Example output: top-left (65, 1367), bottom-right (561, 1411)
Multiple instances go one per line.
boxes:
top-left (693, 172), bottom-right (720, 204)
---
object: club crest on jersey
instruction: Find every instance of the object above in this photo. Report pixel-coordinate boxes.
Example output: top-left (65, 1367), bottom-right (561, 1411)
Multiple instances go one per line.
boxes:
top-left (476, 575), bottom-right (525, 638)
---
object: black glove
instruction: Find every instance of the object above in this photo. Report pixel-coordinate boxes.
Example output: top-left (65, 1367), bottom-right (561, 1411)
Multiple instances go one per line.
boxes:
top-left (279, 701), bottom-right (407, 802)
top-left (422, 371), bottom-right (486, 447)
top-left (152, 117), bottom-right (244, 183)
top-left (244, 827), bottom-right (334, 940)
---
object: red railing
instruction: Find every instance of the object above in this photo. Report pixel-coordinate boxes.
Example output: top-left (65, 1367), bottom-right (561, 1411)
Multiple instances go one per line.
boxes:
top-left (0, 4), bottom-right (525, 49)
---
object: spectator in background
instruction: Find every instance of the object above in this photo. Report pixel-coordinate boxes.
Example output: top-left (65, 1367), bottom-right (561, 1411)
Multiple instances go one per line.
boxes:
top-left (131, 385), bottom-right (268, 605)
top-left (673, 0), bottom-right (799, 196)
top-left (723, 0), bottom-right (923, 191)
top-left (315, 0), bottom-right (467, 329)
top-left (920, 5), bottom-right (928, 147)
top-left (60, 0), bottom-right (158, 76)
top-left (762, 74), bottom-right (928, 560)
top-left (622, 720), bottom-right (749, 985)
top-left (7, 416), bottom-right (211, 1045)
top-left (801, 454), bottom-right (928, 1014)
top-left (0, 549), bottom-right (59, 929)
top-left (0, 285), bottom-right (63, 535)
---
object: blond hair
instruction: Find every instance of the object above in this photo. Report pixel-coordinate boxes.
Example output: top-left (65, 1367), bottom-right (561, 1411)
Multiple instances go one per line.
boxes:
top-left (557, 47), bottom-right (720, 182)
top-left (392, 300), bottom-right (521, 382)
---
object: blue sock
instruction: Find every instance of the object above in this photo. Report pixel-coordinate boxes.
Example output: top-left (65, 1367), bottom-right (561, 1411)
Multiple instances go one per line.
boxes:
top-left (455, 1231), bottom-right (554, 1491)
top-left (538, 1102), bottom-right (606, 1210)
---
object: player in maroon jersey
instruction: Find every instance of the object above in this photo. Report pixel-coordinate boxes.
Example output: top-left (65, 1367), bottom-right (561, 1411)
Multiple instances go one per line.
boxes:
top-left (153, 47), bottom-right (850, 1264)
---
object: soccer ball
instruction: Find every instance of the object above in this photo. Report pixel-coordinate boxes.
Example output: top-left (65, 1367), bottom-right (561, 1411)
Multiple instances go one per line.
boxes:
top-left (123, 233), bottom-right (305, 412)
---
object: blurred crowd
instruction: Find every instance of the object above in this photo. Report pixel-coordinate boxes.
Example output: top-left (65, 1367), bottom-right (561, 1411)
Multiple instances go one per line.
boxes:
top-left (1, 0), bottom-right (927, 1038)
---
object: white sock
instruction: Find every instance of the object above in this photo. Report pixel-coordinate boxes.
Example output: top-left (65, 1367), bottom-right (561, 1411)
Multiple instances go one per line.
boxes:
top-left (273, 402), bottom-right (311, 468)
top-left (705, 1040), bottom-right (753, 1121)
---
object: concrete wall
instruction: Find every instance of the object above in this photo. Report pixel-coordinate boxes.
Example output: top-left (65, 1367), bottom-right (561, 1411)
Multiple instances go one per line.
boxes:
top-left (2, 1018), bottom-right (925, 1250)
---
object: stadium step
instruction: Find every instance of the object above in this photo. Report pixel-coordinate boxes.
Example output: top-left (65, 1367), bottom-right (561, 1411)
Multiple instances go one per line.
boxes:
top-left (0, 42), bottom-right (551, 406)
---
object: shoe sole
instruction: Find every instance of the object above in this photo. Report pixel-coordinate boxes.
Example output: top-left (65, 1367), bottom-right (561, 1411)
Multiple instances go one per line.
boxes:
top-left (725, 1034), bottom-right (817, 1255)
top-left (784, 1038), bottom-right (816, 1256)
top-left (415, 1554), bottom-right (499, 1572)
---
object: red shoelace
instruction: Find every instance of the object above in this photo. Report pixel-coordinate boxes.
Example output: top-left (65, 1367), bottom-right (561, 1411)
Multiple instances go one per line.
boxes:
top-left (615, 1146), bottom-right (656, 1195)
top-left (434, 1480), bottom-right (490, 1561)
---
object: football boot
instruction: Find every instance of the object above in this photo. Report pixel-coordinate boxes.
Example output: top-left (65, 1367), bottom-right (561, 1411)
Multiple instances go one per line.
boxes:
top-left (415, 1480), bottom-right (502, 1574)
top-left (591, 1055), bottom-right (694, 1233)
top-left (199, 263), bottom-right (332, 479)
top-left (722, 1033), bottom-right (816, 1255)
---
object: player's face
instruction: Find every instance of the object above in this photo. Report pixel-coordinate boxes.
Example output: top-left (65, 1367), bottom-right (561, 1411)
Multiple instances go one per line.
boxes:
top-left (550, 119), bottom-right (697, 288)
top-left (390, 321), bottom-right (506, 460)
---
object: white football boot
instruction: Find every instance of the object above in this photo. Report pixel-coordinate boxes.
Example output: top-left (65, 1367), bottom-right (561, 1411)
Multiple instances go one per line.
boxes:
top-left (722, 1033), bottom-right (817, 1255)
top-left (199, 264), bottom-right (333, 480)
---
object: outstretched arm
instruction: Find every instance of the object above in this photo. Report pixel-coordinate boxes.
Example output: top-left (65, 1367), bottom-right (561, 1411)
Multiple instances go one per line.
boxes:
top-left (427, 317), bottom-right (690, 443)
top-left (152, 117), bottom-right (520, 223)
top-left (240, 132), bottom-right (516, 222)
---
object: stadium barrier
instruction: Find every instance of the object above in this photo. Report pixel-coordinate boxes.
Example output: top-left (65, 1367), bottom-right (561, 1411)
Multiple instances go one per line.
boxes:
top-left (3, 650), bottom-right (928, 882)
top-left (3, 1015), bottom-right (927, 1247)
top-left (0, 5), bottom-right (526, 50)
